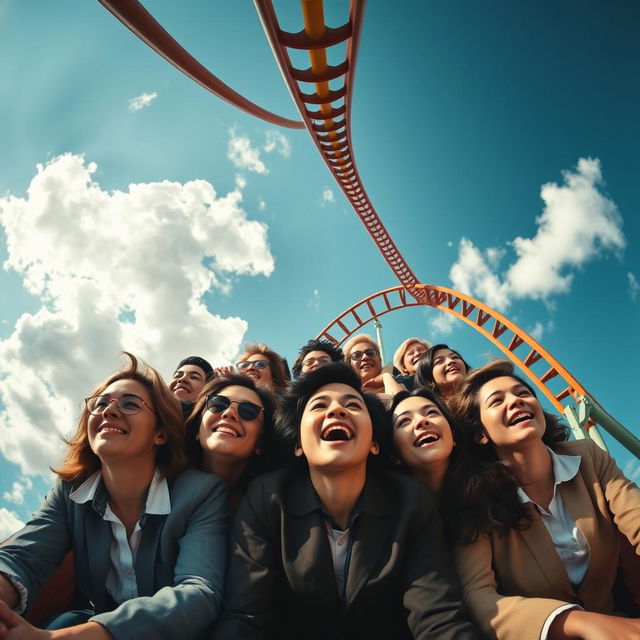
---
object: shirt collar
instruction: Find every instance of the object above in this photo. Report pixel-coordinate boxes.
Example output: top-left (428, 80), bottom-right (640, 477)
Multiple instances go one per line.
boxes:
top-left (517, 446), bottom-right (581, 504)
top-left (70, 469), bottom-right (171, 516)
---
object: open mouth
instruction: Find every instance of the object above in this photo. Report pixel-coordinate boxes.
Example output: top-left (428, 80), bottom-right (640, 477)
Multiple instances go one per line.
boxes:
top-left (98, 425), bottom-right (127, 435)
top-left (508, 412), bottom-right (534, 426)
top-left (213, 424), bottom-right (241, 437)
top-left (414, 432), bottom-right (440, 447)
top-left (321, 423), bottom-right (354, 442)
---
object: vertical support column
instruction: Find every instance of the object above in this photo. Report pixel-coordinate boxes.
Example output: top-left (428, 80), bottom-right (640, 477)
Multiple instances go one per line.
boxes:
top-left (373, 318), bottom-right (385, 363)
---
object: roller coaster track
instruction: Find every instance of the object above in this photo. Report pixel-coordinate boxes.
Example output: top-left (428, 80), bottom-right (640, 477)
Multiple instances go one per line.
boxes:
top-left (97, 0), bottom-right (303, 129)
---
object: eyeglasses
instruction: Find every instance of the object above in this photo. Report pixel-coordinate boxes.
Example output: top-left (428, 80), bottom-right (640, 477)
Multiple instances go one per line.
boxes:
top-left (85, 394), bottom-right (155, 415)
top-left (349, 349), bottom-right (378, 361)
top-left (236, 360), bottom-right (270, 370)
top-left (302, 356), bottom-right (332, 369)
top-left (205, 395), bottom-right (264, 420)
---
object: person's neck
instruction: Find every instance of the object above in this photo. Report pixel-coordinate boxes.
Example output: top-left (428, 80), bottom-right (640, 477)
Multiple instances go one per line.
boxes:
top-left (497, 440), bottom-right (554, 509)
top-left (203, 453), bottom-right (248, 497)
top-left (415, 460), bottom-right (448, 496)
top-left (308, 465), bottom-right (367, 530)
top-left (101, 457), bottom-right (156, 535)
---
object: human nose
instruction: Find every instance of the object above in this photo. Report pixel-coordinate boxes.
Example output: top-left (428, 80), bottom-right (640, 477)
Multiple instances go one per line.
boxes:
top-left (221, 401), bottom-right (239, 420)
top-left (326, 401), bottom-right (347, 418)
top-left (102, 398), bottom-right (121, 416)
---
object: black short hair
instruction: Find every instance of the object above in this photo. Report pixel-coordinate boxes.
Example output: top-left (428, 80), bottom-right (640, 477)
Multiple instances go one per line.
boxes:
top-left (276, 362), bottom-right (390, 469)
top-left (291, 338), bottom-right (344, 378)
top-left (414, 344), bottom-right (471, 392)
top-left (174, 355), bottom-right (215, 381)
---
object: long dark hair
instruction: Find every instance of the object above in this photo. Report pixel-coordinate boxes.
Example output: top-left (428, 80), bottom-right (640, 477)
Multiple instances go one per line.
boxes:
top-left (414, 344), bottom-right (471, 393)
top-left (447, 360), bottom-right (569, 544)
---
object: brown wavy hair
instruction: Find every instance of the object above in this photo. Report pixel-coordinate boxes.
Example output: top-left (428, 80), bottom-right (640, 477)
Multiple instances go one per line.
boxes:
top-left (236, 343), bottom-right (287, 392)
top-left (54, 353), bottom-right (187, 484)
top-left (447, 359), bottom-right (568, 544)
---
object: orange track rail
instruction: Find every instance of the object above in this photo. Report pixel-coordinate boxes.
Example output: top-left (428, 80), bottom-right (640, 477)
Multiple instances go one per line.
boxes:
top-left (316, 284), bottom-right (592, 416)
top-left (254, 0), bottom-right (427, 303)
top-left (97, 0), bottom-right (303, 129)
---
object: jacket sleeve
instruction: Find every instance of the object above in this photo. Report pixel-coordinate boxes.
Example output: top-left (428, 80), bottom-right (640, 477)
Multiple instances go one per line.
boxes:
top-left (455, 534), bottom-right (569, 640)
top-left (0, 482), bottom-right (72, 611)
top-left (213, 477), bottom-right (279, 639)
top-left (91, 472), bottom-right (229, 640)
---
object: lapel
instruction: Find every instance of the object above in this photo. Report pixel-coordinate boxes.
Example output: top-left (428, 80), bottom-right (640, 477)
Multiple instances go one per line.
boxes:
top-left (84, 504), bottom-right (111, 612)
top-left (135, 513), bottom-right (166, 595)
top-left (344, 472), bottom-right (395, 608)
top-left (284, 473), bottom-right (340, 611)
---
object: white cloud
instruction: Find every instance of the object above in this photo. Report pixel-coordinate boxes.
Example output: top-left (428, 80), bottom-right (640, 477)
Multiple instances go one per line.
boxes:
top-left (258, 199), bottom-right (266, 211)
top-left (448, 158), bottom-right (624, 311)
top-left (0, 507), bottom-right (24, 539)
top-left (128, 91), bottom-right (157, 112)
top-left (0, 153), bottom-right (275, 477)
top-left (447, 241), bottom-right (453, 248)
top-left (235, 174), bottom-right (247, 189)
top-left (227, 128), bottom-right (268, 174)
top-left (428, 313), bottom-right (455, 337)
top-left (264, 130), bottom-right (291, 158)
top-left (308, 288), bottom-right (320, 312)
top-left (628, 272), bottom-right (639, 302)
top-left (321, 188), bottom-right (335, 204)
top-left (2, 478), bottom-right (32, 505)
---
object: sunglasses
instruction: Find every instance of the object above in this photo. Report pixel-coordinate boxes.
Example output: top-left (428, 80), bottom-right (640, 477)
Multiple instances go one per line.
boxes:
top-left (205, 395), bottom-right (264, 420)
top-left (236, 359), bottom-right (270, 370)
top-left (349, 348), bottom-right (378, 361)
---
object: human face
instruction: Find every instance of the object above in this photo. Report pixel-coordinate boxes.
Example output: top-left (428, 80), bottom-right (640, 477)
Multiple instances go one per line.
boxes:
top-left (198, 385), bottom-right (264, 462)
top-left (238, 354), bottom-right (273, 388)
top-left (297, 383), bottom-right (378, 472)
top-left (87, 379), bottom-right (164, 464)
top-left (301, 350), bottom-right (333, 374)
top-left (169, 365), bottom-right (207, 402)
top-left (478, 376), bottom-right (545, 454)
top-left (349, 342), bottom-right (381, 383)
top-left (392, 396), bottom-right (454, 476)
top-left (402, 341), bottom-right (427, 375)
top-left (432, 349), bottom-right (466, 390)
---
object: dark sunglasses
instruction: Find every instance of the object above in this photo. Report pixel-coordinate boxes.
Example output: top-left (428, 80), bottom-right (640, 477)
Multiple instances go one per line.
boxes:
top-left (205, 394), bottom-right (264, 420)
top-left (236, 359), bottom-right (270, 370)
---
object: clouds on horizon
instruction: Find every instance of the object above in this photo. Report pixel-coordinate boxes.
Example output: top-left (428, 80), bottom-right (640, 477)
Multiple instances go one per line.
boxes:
top-left (0, 153), bottom-right (275, 478)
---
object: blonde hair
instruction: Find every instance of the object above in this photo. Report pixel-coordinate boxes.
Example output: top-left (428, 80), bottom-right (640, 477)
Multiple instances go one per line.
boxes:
top-left (393, 338), bottom-right (430, 375)
top-left (237, 343), bottom-right (287, 391)
top-left (342, 334), bottom-right (380, 366)
top-left (54, 353), bottom-right (187, 483)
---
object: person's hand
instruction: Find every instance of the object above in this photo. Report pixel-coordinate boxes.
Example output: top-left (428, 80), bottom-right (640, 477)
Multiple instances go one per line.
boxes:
top-left (0, 601), bottom-right (49, 640)
top-left (214, 366), bottom-right (235, 377)
top-left (362, 364), bottom-right (393, 392)
top-left (550, 609), bottom-right (640, 640)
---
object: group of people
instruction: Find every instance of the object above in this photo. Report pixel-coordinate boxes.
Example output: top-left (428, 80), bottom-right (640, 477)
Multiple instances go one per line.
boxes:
top-left (0, 335), bottom-right (638, 640)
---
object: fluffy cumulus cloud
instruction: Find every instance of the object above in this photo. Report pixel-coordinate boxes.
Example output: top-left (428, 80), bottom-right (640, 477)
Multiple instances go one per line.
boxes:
top-left (264, 130), bottom-right (292, 158)
top-left (128, 91), bottom-right (157, 112)
top-left (628, 272), bottom-right (639, 302)
top-left (3, 478), bottom-right (32, 505)
top-left (0, 507), bottom-right (24, 539)
top-left (227, 128), bottom-right (268, 174)
top-left (448, 158), bottom-right (624, 312)
top-left (0, 153), bottom-right (275, 477)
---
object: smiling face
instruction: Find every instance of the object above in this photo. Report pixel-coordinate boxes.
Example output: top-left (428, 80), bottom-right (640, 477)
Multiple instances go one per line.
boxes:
top-left (301, 350), bottom-right (333, 374)
top-left (238, 353), bottom-right (274, 388)
top-left (349, 341), bottom-right (381, 383)
top-left (402, 341), bottom-right (428, 375)
top-left (392, 396), bottom-right (454, 478)
top-left (432, 348), bottom-right (467, 391)
top-left (478, 376), bottom-right (546, 454)
top-left (198, 385), bottom-right (264, 463)
top-left (87, 379), bottom-right (164, 465)
top-left (297, 382), bottom-right (378, 472)
top-left (169, 364), bottom-right (207, 402)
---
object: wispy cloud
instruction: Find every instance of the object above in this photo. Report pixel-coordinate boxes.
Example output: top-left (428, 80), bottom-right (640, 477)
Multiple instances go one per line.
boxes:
top-left (128, 91), bottom-right (157, 112)
top-left (308, 288), bottom-right (320, 312)
top-left (321, 188), bottom-right (335, 205)
top-left (228, 128), bottom-right (268, 174)
top-left (627, 272), bottom-right (639, 302)
top-left (264, 130), bottom-right (291, 158)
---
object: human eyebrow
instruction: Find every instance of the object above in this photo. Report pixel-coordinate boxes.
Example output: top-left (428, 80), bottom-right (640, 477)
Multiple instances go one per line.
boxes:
top-left (483, 390), bottom-right (503, 405)
top-left (392, 409), bottom-right (410, 425)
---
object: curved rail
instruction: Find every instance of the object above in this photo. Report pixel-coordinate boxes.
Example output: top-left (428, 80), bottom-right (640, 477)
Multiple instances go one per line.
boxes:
top-left (97, 0), bottom-right (304, 129)
top-left (254, 0), bottom-right (427, 303)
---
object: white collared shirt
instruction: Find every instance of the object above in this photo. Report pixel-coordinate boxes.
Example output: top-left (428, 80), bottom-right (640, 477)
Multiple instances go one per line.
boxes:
top-left (70, 469), bottom-right (171, 604)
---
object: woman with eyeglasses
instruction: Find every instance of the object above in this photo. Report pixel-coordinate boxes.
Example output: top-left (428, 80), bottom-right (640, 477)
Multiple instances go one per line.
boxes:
top-left (235, 343), bottom-right (288, 393)
top-left (0, 353), bottom-right (228, 640)
top-left (342, 334), bottom-right (405, 406)
top-left (185, 374), bottom-right (276, 511)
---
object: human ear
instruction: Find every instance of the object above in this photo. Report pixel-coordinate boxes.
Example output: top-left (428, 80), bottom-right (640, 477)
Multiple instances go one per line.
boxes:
top-left (154, 431), bottom-right (168, 445)
top-left (474, 430), bottom-right (489, 445)
top-left (294, 444), bottom-right (304, 457)
top-left (369, 441), bottom-right (379, 456)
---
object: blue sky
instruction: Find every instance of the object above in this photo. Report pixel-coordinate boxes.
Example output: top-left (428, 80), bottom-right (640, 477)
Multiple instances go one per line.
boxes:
top-left (0, 0), bottom-right (638, 532)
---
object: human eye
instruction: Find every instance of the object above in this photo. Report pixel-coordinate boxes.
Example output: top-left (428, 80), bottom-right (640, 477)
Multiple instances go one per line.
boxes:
top-left (122, 396), bottom-right (143, 410)
top-left (92, 396), bottom-right (109, 409)
top-left (346, 400), bottom-right (363, 410)
top-left (425, 408), bottom-right (441, 417)
top-left (394, 416), bottom-right (410, 428)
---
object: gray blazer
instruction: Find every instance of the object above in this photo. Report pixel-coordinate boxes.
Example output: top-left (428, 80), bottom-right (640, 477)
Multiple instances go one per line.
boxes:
top-left (0, 467), bottom-right (228, 640)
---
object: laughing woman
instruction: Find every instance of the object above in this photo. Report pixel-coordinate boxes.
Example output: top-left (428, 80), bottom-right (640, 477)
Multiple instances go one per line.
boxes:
top-left (449, 360), bottom-right (640, 640)
top-left (236, 343), bottom-right (288, 394)
top-left (214, 362), bottom-right (479, 639)
top-left (0, 354), bottom-right (228, 640)
top-left (414, 344), bottom-right (471, 399)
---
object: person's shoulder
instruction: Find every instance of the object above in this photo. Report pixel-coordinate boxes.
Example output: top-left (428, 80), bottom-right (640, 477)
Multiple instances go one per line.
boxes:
top-left (171, 467), bottom-right (226, 497)
top-left (371, 469), bottom-right (437, 509)
top-left (244, 469), bottom-right (297, 499)
top-left (555, 438), bottom-right (602, 459)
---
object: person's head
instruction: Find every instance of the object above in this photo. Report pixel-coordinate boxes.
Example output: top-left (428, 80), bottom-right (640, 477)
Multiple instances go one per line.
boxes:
top-left (389, 388), bottom-right (459, 489)
top-left (277, 362), bottom-right (389, 473)
top-left (236, 343), bottom-right (287, 392)
top-left (450, 359), bottom-right (568, 456)
top-left (186, 374), bottom-right (275, 481)
top-left (342, 333), bottom-right (382, 383)
top-left (414, 344), bottom-right (471, 395)
top-left (291, 338), bottom-right (344, 378)
top-left (393, 338), bottom-right (430, 376)
top-left (55, 353), bottom-right (187, 483)
top-left (169, 356), bottom-right (214, 403)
